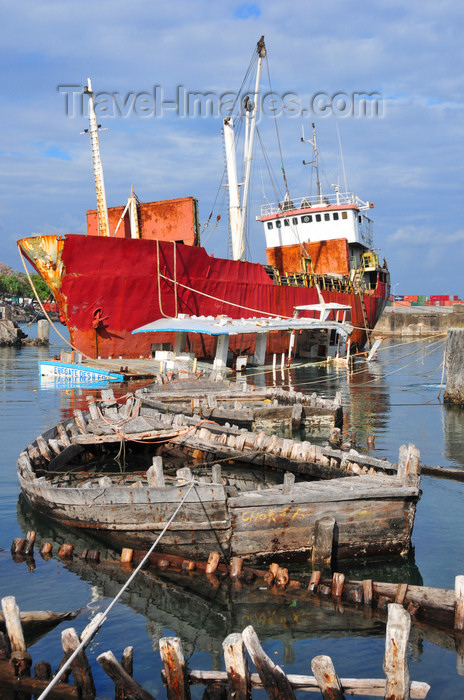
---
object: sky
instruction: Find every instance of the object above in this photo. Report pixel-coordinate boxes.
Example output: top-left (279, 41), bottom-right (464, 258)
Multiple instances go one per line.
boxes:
top-left (2, 0), bottom-right (464, 296)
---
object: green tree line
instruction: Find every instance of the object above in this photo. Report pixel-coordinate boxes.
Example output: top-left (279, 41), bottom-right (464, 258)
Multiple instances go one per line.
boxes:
top-left (0, 263), bottom-right (50, 301)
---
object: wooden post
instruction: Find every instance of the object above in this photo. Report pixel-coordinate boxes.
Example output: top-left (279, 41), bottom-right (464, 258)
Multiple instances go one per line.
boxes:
top-left (177, 467), bottom-right (193, 484)
top-left (120, 548), bottom-right (134, 565)
top-left (24, 530), bottom-right (36, 555)
top-left (397, 444), bottom-right (421, 486)
top-left (147, 456), bottom-right (165, 487)
top-left (11, 538), bottom-right (25, 554)
top-left (39, 541), bottom-right (53, 557)
top-left (58, 543), bottom-right (74, 559)
top-left (212, 463), bottom-right (222, 484)
top-left (1, 596), bottom-right (27, 653)
top-left (159, 636), bottom-right (191, 700)
top-left (230, 557), bottom-right (244, 579)
top-left (395, 583), bottom-right (409, 605)
top-left (308, 571), bottom-right (321, 592)
top-left (363, 579), bottom-right (373, 606)
top-left (206, 552), bottom-right (220, 574)
top-left (97, 650), bottom-right (155, 700)
top-left (242, 625), bottom-right (296, 699)
top-left (282, 472), bottom-right (295, 495)
top-left (383, 604), bottom-right (411, 700)
top-left (455, 575), bottom-right (464, 632)
top-left (222, 632), bottom-right (251, 699)
top-left (311, 655), bottom-right (345, 699)
top-left (121, 646), bottom-right (133, 676)
top-left (61, 627), bottom-right (96, 698)
top-left (332, 573), bottom-right (345, 598)
top-left (275, 568), bottom-right (289, 588)
top-left (311, 516), bottom-right (335, 569)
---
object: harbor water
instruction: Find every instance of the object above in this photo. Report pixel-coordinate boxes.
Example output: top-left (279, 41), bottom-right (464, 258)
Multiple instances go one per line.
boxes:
top-left (1, 327), bottom-right (463, 699)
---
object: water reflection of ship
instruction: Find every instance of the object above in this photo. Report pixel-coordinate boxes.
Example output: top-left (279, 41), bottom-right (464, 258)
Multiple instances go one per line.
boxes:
top-left (17, 494), bottom-right (456, 671)
top-left (345, 359), bottom-right (391, 443)
top-left (290, 358), bottom-right (390, 445)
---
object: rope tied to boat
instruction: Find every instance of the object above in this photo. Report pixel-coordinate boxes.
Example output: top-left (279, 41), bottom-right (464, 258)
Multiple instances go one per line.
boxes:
top-left (37, 479), bottom-right (197, 700)
top-left (156, 239), bottom-right (178, 318)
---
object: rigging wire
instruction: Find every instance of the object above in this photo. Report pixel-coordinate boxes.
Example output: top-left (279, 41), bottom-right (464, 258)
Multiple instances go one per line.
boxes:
top-left (265, 54), bottom-right (290, 197)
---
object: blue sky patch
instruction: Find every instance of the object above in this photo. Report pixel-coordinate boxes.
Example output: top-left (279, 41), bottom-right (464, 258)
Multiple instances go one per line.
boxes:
top-left (44, 145), bottom-right (72, 161)
top-left (234, 3), bottom-right (261, 19)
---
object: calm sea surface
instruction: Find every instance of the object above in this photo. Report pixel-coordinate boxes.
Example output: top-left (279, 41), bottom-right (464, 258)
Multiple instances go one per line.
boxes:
top-left (1, 327), bottom-right (463, 699)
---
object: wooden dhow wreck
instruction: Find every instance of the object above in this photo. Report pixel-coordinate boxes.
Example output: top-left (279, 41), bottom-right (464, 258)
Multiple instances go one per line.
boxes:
top-left (17, 389), bottom-right (422, 564)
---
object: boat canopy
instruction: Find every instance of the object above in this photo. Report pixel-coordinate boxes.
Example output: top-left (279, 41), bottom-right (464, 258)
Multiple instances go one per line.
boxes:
top-left (132, 314), bottom-right (353, 338)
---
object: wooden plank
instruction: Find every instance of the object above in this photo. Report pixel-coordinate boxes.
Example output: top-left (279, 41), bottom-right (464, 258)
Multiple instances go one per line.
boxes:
top-left (242, 625), bottom-right (296, 699)
top-left (384, 604), bottom-right (411, 700)
top-left (0, 659), bottom-right (79, 698)
top-left (73, 409), bottom-right (88, 435)
top-left (186, 670), bottom-right (430, 698)
top-left (311, 655), bottom-right (345, 699)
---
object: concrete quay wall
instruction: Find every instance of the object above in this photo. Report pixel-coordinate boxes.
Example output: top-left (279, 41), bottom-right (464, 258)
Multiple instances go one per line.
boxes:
top-left (373, 305), bottom-right (464, 337)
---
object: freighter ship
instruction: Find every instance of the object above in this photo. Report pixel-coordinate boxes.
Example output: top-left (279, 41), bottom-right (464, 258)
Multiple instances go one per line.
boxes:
top-left (18, 38), bottom-right (389, 362)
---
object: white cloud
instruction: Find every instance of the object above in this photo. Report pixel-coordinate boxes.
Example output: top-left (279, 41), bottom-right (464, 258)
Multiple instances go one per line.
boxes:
top-left (1, 0), bottom-right (464, 295)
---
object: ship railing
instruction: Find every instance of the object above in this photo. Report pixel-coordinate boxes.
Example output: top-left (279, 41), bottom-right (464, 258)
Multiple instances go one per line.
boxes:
top-left (271, 270), bottom-right (355, 294)
top-left (260, 192), bottom-right (371, 216)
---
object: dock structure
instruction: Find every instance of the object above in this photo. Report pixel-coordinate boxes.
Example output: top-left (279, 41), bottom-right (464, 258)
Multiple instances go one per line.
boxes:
top-left (0, 588), bottom-right (431, 699)
top-left (444, 328), bottom-right (464, 405)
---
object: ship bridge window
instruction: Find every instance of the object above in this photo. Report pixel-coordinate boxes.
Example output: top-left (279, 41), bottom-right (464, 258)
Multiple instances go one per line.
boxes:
top-left (333, 212), bottom-right (339, 220)
top-left (324, 213), bottom-right (330, 221)
top-left (342, 211), bottom-right (348, 220)
top-left (284, 219), bottom-right (290, 226)
top-left (315, 214), bottom-right (322, 222)
top-left (267, 222), bottom-right (273, 229)
top-left (301, 215), bottom-right (312, 223)
top-left (292, 217), bottom-right (298, 225)
top-left (276, 220), bottom-right (282, 228)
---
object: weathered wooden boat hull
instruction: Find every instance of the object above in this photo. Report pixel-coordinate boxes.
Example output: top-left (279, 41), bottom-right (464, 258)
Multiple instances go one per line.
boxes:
top-left (18, 470), bottom-right (419, 562)
top-left (17, 392), bottom-right (422, 564)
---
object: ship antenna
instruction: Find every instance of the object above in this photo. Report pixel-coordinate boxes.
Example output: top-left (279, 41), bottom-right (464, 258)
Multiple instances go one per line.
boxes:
top-left (301, 122), bottom-right (322, 205)
top-left (83, 78), bottom-right (110, 237)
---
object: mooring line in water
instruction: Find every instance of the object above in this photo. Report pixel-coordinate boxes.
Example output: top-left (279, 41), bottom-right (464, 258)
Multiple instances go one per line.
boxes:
top-left (37, 481), bottom-right (197, 700)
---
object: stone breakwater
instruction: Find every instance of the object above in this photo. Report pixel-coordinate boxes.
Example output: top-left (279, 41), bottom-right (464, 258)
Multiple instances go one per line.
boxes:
top-left (374, 305), bottom-right (464, 337)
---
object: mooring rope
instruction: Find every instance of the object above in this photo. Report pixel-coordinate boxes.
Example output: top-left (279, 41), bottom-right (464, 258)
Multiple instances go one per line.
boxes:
top-left (37, 480), bottom-right (196, 700)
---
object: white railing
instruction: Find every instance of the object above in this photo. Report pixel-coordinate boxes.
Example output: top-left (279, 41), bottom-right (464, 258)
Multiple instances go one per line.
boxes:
top-left (260, 192), bottom-right (372, 217)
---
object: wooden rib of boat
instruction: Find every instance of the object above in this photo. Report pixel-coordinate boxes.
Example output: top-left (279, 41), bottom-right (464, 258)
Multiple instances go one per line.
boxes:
top-left (17, 390), bottom-right (422, 564)
top-left (134, 379), bottom-right (343, 436)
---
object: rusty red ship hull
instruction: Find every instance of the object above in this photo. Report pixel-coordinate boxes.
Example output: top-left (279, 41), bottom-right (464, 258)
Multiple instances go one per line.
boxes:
top-left (18, 230), bottom-right (389, 360)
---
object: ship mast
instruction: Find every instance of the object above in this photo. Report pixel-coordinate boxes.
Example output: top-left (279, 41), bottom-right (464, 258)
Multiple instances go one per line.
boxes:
top-left (302, 122), bottom-right (322, 205)
top-left (224, 36), bottom-right (266, 261)
top-left (84, 78), bottom-right (110, 237)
